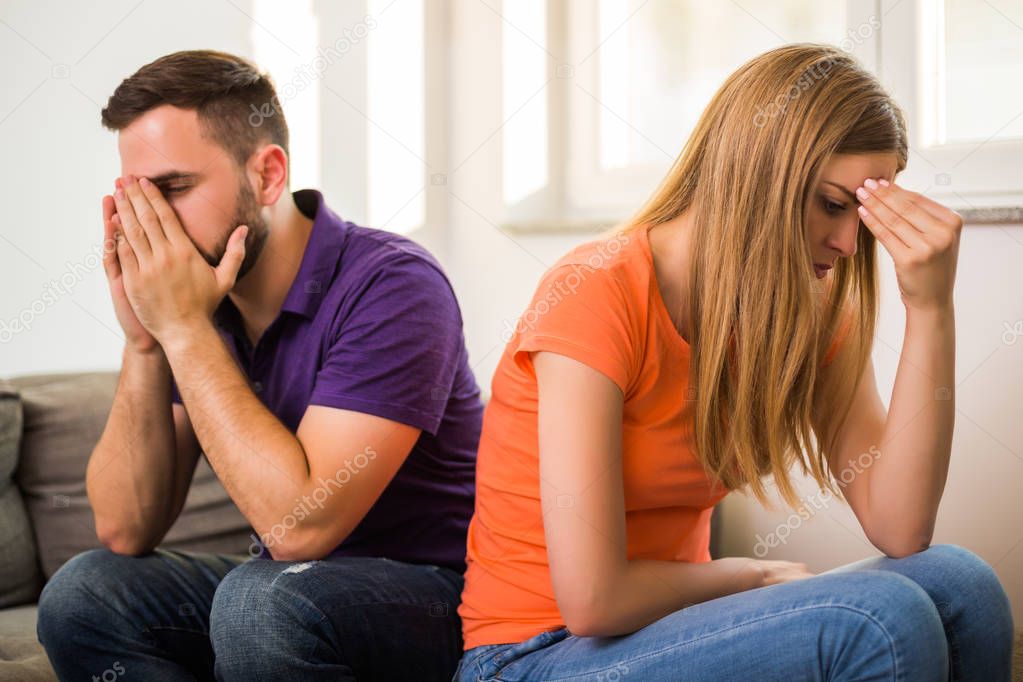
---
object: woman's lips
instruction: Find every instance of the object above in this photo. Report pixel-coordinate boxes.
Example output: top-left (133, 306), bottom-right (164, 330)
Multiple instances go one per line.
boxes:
top-left (813, 264), bottom-right (832, 278)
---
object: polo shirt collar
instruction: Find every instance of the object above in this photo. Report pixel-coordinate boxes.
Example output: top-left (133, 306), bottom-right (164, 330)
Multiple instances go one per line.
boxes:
top-left (212, 189), bottom-right (345, 333)
top-left (279, 188), bottom-right (345, 320)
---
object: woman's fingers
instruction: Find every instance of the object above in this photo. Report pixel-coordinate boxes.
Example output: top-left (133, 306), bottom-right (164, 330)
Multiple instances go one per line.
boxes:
top-left (857, 185), bottom-right (929, 243)
top-left (857, 203), bottom-right (911, 261)
top-left (881, 180), bottom-right (963, 229)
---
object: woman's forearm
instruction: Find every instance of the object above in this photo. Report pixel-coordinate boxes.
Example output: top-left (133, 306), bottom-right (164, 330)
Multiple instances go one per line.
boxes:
top-left (867, 304), bottom-right (956, 556)
top-left (569, 556), bottom-right (761, 637)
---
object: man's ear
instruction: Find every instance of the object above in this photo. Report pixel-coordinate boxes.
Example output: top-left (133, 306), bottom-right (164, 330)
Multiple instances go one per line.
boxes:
top-left (249, 144), bottom-right (289, 205)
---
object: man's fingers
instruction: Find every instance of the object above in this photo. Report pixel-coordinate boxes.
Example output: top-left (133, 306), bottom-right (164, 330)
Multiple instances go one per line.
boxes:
top-left (124, 175), bottom-right (169, 249)
top-left (112, 185), bottom-right (153, 263)
top-left (102, 193), bottom-right (116, 225)
top-left (214, 225), bottom-right (248, 292)
top-left (137, 177), bottom-right (192, 249)
top-left (101, 195), bottom-right (121, 278)
top-left (113, 215), bottom-right (139, 276)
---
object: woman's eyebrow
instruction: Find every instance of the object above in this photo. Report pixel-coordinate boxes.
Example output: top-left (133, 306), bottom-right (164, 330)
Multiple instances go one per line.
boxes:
top-left (822, 180), bottom-right (861, 205)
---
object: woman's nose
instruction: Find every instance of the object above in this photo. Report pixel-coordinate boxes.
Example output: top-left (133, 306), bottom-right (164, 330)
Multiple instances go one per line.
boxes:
top-left (828, 218), bottom-right (860, 258)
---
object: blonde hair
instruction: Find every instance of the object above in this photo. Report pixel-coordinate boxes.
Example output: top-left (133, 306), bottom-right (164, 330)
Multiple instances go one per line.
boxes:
top-left (620, 43), bottom-right (907, 511)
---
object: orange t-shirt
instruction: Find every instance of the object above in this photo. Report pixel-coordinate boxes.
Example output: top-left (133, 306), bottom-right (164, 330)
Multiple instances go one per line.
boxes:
top-left (459, 224), bottom-right (735, 649)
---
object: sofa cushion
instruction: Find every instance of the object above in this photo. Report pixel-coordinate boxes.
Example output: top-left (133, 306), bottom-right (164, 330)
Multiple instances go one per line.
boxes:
top-left (0, 605), bottom-right (53, 681)
top-left (0, 381), bottom-right (42, 608)
top-left (10, 372), bottom-right (254, 578)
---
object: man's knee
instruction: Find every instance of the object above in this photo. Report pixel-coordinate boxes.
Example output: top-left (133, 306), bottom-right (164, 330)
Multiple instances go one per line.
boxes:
top-left (210, 560), bottom-right (329, 675)
top-left (209, 561), bottom-right (321, 643)
top-left (37, 548), bottom-right (136, 645)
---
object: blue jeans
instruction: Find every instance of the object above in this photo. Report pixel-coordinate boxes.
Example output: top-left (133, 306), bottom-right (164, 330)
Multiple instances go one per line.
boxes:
top-left (36, 547), bottom-right (464, 681)
top-left (454, 544), bottom-right (1014, 681)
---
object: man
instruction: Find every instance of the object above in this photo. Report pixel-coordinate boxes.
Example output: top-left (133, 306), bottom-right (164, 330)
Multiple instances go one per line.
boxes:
top-left (36, 50), bottom-right (482, 681)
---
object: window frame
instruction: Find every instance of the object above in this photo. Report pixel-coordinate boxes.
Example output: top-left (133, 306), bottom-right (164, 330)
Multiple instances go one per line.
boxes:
top-left (502, 0), bottom-right (1022, 232)
top-left (880, 0), bottom-right (1023, 223)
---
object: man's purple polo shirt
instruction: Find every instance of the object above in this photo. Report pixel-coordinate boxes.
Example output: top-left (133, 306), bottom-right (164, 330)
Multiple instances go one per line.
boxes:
top-left (171, 189), bottom-right (482, 572)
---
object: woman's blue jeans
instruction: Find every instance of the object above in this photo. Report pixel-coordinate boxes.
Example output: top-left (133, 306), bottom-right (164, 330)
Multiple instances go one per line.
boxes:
top-left (454, 544), bottom-right (1014, 681)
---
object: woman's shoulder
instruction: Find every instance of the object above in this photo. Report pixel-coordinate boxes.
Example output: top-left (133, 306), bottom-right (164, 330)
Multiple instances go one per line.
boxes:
top-left (538, 227), bottom-right (651, 298)
top-left (508, 228), bottom-right (652, 392)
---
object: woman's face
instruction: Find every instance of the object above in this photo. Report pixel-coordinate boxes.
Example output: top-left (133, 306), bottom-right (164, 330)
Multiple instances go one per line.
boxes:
top-left (805, 152), bottom-right (899, 278)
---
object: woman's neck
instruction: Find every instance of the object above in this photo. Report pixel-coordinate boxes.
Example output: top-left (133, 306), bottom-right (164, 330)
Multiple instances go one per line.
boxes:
top-left (648, 212), bottom-right (695, 345)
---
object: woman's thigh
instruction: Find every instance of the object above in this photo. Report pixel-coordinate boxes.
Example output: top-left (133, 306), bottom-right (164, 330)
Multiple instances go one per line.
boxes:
top-left (820, 543), bottom-right (1014, 682)
top-left (456, 569), bottom-right (948, 682)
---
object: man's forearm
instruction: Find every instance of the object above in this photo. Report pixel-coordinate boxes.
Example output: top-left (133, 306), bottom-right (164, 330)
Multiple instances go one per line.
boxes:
top-left (869, 304), bottom-right (956, 555)
top-left (87, 346), bottom-right (178, 552)
top-left (161, 320), bottom-right (311, 548)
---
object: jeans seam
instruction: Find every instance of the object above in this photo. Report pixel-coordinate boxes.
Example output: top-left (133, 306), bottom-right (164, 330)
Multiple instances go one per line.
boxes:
top-left (490, 604), bottom-right (903, 682)
top-left (623, 604), bottom-right (901, 682)
top-left (463, 644), bottom-right (505, 681)
top-left (145, 625), bottom-right (210, 637)
top-left (72, 577), bottom-right (159, 646)
top-left (933, 601), bottom-right (960, 679)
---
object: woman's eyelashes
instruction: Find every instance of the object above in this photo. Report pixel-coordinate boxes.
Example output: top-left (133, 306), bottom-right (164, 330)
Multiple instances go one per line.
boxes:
top-left (821, 197), bottom-right (847, 215)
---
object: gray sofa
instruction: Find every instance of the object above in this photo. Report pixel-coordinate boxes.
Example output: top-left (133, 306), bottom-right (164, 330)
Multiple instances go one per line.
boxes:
top-left (0, 372), bottom-right (253, 680)
top-left (1, 371), bottom-right (1020, 680)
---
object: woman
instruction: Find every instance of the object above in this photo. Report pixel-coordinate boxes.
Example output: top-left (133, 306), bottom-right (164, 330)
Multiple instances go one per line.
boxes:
top-left (455, 43), bottom-right (1014, 680)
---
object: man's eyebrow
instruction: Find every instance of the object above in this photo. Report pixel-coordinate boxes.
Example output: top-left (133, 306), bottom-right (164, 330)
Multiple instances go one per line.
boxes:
top-left (144, 171), bottom-right (201, 185)
top-left (822, 180), bottom-right (861, 205)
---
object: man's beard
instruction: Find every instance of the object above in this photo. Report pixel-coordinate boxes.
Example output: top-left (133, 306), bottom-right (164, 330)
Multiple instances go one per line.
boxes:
top-left (199, 180), bottom-right (270, 281)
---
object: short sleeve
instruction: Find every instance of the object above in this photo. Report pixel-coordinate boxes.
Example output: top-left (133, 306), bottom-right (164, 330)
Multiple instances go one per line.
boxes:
top-left (511, 264), bottom-right (638, 394)
top-left (307, 257), bottom-right (464, 435)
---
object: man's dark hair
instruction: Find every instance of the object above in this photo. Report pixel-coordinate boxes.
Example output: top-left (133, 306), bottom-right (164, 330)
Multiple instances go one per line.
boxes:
top-left (101, 49), bottom-right (289, 172)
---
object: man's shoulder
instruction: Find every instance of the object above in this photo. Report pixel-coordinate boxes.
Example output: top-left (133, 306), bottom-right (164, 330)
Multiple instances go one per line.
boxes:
top-left (338, 223), bottom-right (452, 291)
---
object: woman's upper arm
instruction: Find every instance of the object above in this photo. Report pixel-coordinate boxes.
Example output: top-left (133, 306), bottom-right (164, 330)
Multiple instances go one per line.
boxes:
top-left (533, 350), bottom-right (627, 631)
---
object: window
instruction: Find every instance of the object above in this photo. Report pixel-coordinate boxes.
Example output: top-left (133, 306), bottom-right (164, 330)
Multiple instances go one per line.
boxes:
top-left (501, 0), bottom-right (1023, 230)
top-left (884, 0), bottom-right (1023, 221)
top-left (367, 0), bottom-right (425, 232)
top-left (939, 0), bottom-right (1023, 145)
top-left (251, 0), bottom-right (321, 191)
top-left (252, 0), bottom-right (428, 233)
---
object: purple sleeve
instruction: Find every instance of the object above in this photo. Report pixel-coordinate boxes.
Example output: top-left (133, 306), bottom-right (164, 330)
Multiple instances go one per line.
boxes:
top-left (308, 258), bottom-right (464, 435)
